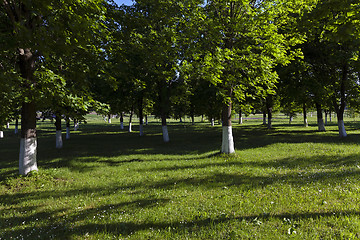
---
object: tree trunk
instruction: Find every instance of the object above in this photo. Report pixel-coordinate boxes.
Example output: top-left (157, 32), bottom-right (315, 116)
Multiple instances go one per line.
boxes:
top-left (316, 103), bottom-right (326, 131)
top-left (145, 115), bottom-right (148, 125)
top-left (15, 118), bottom-right (19, 134)
top-left (221, 98), bottom-right (235, 154)
top-left (0, 130), bottom-right (3, 138)
top-left (289, 114), bottom-right (293, 125)
top-left (74, 119), bottom-right (79, 131)
top-left (191, 114), bottom-right (195, 125)
top-left (6, 122), bottom-right (10, 129)
top-left (120, 112), bottom-right (124, 130)
top-left (262, 111), bottom-right (267, 125)
top-left (334, 64), bottom-right (348, 137)
top-left (138, 96), bottom-right (144, 136)
top-left (266, 96), bottom-right (272, 129)
top-left (161, 115), bottom-right (169, 142)
top-left (18, 48), bottom-right (38, 175)
top-left (129, 109), bottom-right (133, 133)
top-left (325, 111), bottom-right (328, 125)
top-left (65, 117), bottom-right (70, 139)
top-left (303, 104), bottom-right (308, 127)
top-left (211, 118), bottom-right (215, 126)
top-left (55, 113), bottom-right (63, 149)
top-left (329, 111), bottom-right (332, 122)
top-left (239, 109), bottom-right (243, 124)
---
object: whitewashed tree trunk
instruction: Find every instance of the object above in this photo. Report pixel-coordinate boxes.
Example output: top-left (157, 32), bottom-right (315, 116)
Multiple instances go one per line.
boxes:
top-left (338, 120), bottom-right (347, 137)
top-left (325, 112), bottom-right (328, 125)
top-left (289, 116), bottom-right (293, 124)
top-left (221, 126), bottom-right (235, 154)
top-left (304, 118), bottom-right (308, 127)
top-left (263, 112), bottom-right (267, 125)
top-left (128, 122), bottom-right (132, 132)
top-left (56, 130), bottom-right (63, 149)
top-left (66, 127), bottom-right (70, 139)
top-left (211, 118), bottom-right (215, 126)
top-left (139, 124), bottom-right (144, 136)
top-left (0, 131), bottom-right (3, 138)
top-left (162, 125), bottom-right (170, 142)
top-left (318, 119), bottom-right (326, 131)
top-left (19, 138), bottom-right (38, 175)
top-left (120, 122), bottom-right (124, 130)
top-left (6, 122), bottom-right (10, 129)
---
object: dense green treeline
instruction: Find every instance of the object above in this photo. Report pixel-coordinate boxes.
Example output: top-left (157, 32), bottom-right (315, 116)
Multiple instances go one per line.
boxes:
top-left (1, 0), bottom-right (360, 174)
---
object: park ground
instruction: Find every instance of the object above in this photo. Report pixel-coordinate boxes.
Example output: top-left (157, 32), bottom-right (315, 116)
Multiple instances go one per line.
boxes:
top-left (1, 113), bottom-right (360, 239)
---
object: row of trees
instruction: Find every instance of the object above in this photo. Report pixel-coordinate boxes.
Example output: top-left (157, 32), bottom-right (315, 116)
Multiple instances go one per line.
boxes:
top-left (1, 0), bottom-right (360, 175)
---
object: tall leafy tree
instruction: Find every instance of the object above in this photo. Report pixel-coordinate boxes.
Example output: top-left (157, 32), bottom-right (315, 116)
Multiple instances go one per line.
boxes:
top-left (1, 0), bottom-right (108, 175)
top-left (188, 0), bottom-right (308, 153)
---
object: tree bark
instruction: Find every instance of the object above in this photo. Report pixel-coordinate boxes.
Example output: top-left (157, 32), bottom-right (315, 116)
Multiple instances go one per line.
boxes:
top-left (65, 117), bottom-right (70, 139)
top-left (55, 113), bottom-right (63, 149)
top-left (138, 95), bottom-right (144, 136)
top-left (221, 96), bottom-right (235, 154)
top-left (262, 111), bottom-right (267, 125)
top-left (266, 96), bottom-right (273, 129)
top-left (316, 102), bottom-right (326, 131)
top-left (303, 104), bottom-right (308, 127)
top-left (239, 109), bottom-right (243, 124)
top-left (15, 118), bottom-right (19, 134)
top-left (18, 48), bottom-right (38, 175)
top-left (334, 64), bottom-right (348, 137)
top-left (129, 107), bottom-right (134, 133)
top-left (120, 112), bottom-right (124, 130)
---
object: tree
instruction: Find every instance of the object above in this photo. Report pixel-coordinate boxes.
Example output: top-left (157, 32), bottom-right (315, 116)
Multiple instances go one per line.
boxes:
top-left (1, 0), bottom-right (108, 175)
top-left (188, 0), bottom-right (307, 153)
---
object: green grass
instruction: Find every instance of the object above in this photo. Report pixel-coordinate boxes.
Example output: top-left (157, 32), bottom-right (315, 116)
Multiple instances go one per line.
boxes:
top-left (1, 113), bottom-right (360, 239)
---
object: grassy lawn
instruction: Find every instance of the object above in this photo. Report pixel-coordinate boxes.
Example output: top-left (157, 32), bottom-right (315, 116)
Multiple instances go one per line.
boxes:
top-left (1, 113), bottom-right (360, 239)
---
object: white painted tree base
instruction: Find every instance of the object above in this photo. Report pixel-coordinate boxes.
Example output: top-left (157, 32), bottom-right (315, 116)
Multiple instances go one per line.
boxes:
top-left (74, 123), bottom-right (79, 131)
top-left (240, 117), bottom-right (243, 124)
top-left (221, 126), bottom-right (235, 154)
top-left (56, 130), bottom-right (63, 149)
top-left (0, 131), bottom-right (3, 138)
top-left (19, 138), bottom-right (38, 175)
top-left (6, 123), bottom-right (10, 129)
top-left (129, 123), bottom-right (132, 132)
top-left (338, 120), bottom-right (347, 137)
top-left (66, 127), bottom-right (70, 139)
top-left (304, 119), bottom-right (308, 127)
top-left (318, 119), bottom-right (326, 131)
top-left (120, 122), bottom-right (124, 130)
top-left (139, 124), bottom-right (144, 136)
top-left (211, 119), bottom-right (215, 126)
top-left (108, 119), bottom-right (111, 124)
top-left (162, 126), bottom-right (170, 142)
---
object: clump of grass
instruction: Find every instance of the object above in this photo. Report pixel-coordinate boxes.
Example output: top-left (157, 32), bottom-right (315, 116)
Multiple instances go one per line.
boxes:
top-left (1, 114), bottom-right (360, 239)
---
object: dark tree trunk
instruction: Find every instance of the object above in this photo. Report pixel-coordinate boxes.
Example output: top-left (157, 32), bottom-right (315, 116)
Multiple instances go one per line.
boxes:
top-left (120, 112), bottom-right (124, 130)
top-left (55, 113), bottom-right (63, 149)
top-left (316, 102), bottom-right (326, 131)
top-left (266, 96), bottom-right (273, 129)
top-left (15, 118), bottom-right (19, 134)
top-left (333, 64), bottom-right (348, 137)
top-left (262, 111), bottom-right (267, 125)
top-left (303, 103), bottom-right (308, 127)
top-left (138, 95), bottom-right (144, 136)
top-left (18, 48), bottom-right (38, 175)
top-left (239, 109), bottom-right (243, 124)
top-left (65, 117), bottom-right (70, 139)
